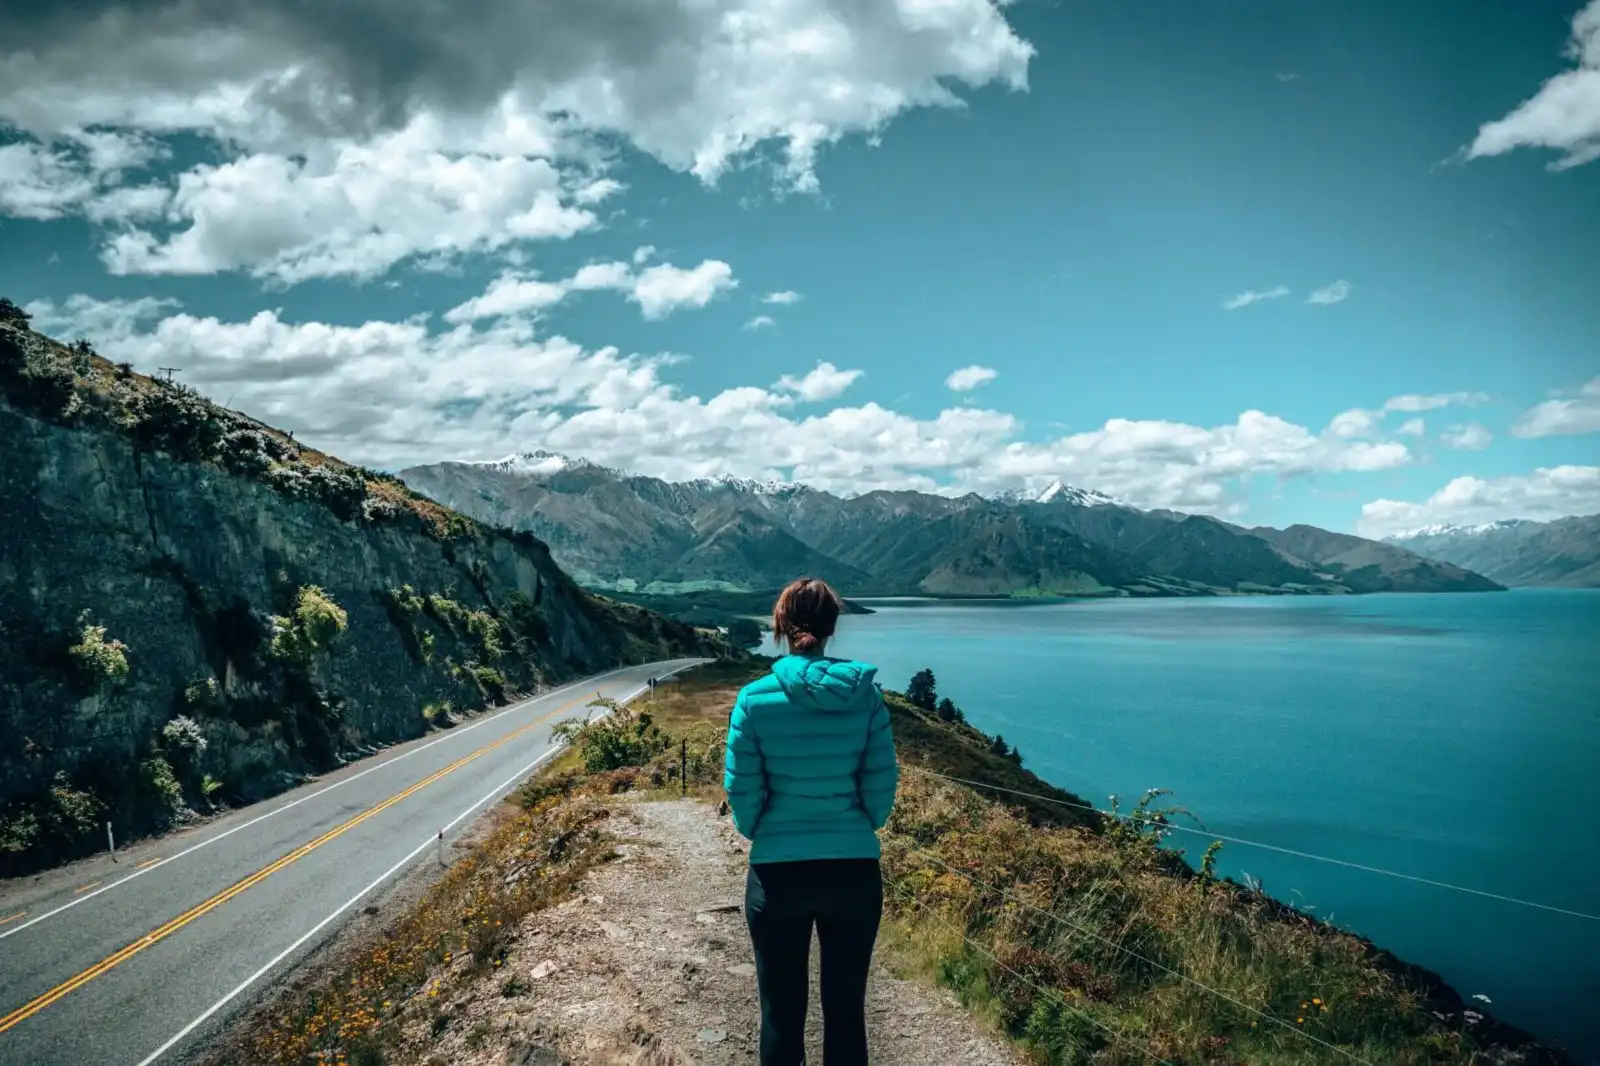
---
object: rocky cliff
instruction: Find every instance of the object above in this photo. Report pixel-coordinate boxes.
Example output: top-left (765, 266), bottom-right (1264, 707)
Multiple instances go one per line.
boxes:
top-left (0, 306), bottom-right (717, 875)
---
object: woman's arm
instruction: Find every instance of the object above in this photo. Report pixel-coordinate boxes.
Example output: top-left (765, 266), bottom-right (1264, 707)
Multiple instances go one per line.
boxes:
top-left (723, 693), bottom-right (766, 839)
top-left (859, 695), bottom-right (899, 830)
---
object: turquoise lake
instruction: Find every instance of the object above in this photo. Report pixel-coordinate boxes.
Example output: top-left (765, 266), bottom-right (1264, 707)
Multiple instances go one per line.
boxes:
top-left (814, 589), bottom-right (1600, 1061)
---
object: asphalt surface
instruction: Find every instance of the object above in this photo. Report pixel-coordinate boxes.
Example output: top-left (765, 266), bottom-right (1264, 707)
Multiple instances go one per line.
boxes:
top-left (0, 658), bottom-right (705, 1066)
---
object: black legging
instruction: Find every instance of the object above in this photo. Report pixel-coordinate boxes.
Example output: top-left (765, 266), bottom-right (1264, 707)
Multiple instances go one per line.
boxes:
top-left (744, 858), bottom-right (883, 1065)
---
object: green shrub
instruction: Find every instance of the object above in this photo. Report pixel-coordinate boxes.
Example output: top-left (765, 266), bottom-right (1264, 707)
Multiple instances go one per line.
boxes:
top-left (0, 296), bottom-right (29, 327)
top-left (183, 676), bottom-right (222, 712)
top-left (201, 773), bottom-right (225, 804)
top-left (465, 664), bottom-right (508, 705)
top-left (0, 808), bottom-right (41, 856)
top-left (125, 381), bottom-right (227, 460)
top-left (219, 428), bottom-right (276, 476)
top-left (423, 701), bottom-right (456, 729)
top-left (553, 700), bottom-right (670, 773)
top-left (67, 618), bottom-right (130, 692)
top-left (161, 715), bottom-right (208, 772)
top-left (269, 586), bottom-right (348, 663)
top-left (503, 591), bottom-right (548, 644)
top-left (140, 756), bottom-right (184, 814)
top-left (267, 463), bottom-right (368, 521)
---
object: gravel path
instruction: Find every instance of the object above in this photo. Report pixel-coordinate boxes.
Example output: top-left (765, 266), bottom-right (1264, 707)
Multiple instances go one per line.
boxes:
top-left (427, 798), bottom-right (1024, 1065)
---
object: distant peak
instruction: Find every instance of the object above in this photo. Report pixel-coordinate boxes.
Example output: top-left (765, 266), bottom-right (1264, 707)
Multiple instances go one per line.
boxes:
top-left (469, 451), bottom-right (612, 478)
top-left (990, 479), bottom-right (1128, 508)
top-left (1388, 518), bottom-right (1535, 541)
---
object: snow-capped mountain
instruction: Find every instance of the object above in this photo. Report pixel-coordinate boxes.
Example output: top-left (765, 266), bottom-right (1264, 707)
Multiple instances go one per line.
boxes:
top-left (398, 451), bottom-right (1502, 598)
top-left (1384, 514), bottom-right (1600, 587)
top-left (1388, 519), bottom-right (1534, 541)
top-left (988, 479), bottom-right (1129, 508)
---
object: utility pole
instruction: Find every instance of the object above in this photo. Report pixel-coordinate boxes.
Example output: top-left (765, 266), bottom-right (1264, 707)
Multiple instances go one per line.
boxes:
top-left (157, 367), bottom-right (182, 383)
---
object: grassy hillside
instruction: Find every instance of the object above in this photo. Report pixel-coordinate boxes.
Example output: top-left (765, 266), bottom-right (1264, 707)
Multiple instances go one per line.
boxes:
top-left (229, 660), bottom-right (1569, 1065)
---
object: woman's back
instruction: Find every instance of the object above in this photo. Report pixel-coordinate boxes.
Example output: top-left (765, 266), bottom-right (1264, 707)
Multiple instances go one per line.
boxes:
top-left (725, 655), bottom-right (898, 864)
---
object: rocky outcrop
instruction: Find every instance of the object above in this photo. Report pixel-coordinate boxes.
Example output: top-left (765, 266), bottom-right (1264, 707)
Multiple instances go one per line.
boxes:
top-left (0, 310), bottom-right (717, 874)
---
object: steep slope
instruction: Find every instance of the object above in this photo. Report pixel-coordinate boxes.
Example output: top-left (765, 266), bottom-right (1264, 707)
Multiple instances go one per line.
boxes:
top-left (1128, 515), bottom-right (1340, 591)
top-left (1386, 516), bottom-right (1600, 587)
top-left (1255, 525), bottom-right (1505, 592)
top-left (655, 505), bottom-right (875, 591)
top-left (0, 310), bottom-right (716, 875)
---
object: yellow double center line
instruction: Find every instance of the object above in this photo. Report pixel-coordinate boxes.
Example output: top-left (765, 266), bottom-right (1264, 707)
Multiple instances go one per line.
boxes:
top-left (0, 693), bottom-right (589, 1036)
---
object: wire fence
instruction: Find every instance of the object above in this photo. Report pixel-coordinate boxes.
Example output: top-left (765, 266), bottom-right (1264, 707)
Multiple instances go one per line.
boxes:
top-left (902, 765), bottom-right (1600, 923)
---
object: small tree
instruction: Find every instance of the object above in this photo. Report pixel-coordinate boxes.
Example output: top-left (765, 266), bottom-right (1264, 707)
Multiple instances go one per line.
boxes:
top-left (0, 297), bottom-right (29, 327)
top-left (727, 618), bottom-right (762, 650)
top-left (935, 697), bottom-right (964, 724)
top-left (907, 668), bottom-right (937, 711)
top-left (989, 733), bottom-right (1010, 758)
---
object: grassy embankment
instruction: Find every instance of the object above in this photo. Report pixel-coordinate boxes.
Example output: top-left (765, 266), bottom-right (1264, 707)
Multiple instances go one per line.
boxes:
top-left (221, 661), bottom-right (1566, 1066)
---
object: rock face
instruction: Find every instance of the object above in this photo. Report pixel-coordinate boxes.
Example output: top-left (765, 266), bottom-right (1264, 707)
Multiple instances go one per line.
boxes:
top-left (1386, 516), bottom-right (1600, 588)
top-left (0, 313), bottom-right (714, 874)
top-left (400, 453), bottom-right (1505, 598)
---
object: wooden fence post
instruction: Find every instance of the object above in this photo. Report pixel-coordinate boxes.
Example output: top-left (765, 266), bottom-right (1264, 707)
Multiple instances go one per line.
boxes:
top-left (680, 738), bottom-right (688, 797)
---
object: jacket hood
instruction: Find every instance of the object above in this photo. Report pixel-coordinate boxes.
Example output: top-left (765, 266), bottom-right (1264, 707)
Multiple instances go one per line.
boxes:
top-left (770, 656), bottom-right (880, 712)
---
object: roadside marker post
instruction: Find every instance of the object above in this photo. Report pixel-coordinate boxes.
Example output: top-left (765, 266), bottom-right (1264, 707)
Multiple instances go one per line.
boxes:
top-left (106, 822), bottom-right (116, 863)
top-left (680, 738), bottom-right (687, 797)
top-left (436, 830), bottom-right (445, 868)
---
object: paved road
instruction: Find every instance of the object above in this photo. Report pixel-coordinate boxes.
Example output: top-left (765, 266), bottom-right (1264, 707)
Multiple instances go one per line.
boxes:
top-left (0, 658), bottom-right (705, 1066)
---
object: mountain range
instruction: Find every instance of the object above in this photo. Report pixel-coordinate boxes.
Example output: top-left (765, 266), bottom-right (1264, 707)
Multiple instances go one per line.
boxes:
top-left (1386, 516), bottom-right (1600, 588)
top-left (399, 452), bottom-right (1503, 598)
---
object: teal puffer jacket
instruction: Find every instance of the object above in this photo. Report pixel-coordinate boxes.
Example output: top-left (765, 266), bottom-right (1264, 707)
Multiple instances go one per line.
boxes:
top-left (723, 655), bottom-right (899, 864)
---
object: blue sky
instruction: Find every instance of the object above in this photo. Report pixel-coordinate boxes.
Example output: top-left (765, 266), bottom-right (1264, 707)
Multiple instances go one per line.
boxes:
top-left (1, 0), bottom-right (1597, 536)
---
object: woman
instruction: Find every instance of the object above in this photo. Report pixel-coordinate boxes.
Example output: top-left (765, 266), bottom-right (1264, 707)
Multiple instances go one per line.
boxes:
top-left (723, 577), bottom-right (899, 1065)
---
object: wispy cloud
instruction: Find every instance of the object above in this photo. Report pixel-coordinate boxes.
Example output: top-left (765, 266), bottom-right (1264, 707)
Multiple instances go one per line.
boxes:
top-left (1276, 72), bottom-right (1301, 83)
top-left (946, 364), bottom-right (998, 391)
top-left (1440, 423), bottom-right (1493, 451)
top-left (1465, 0), bottom-right (1600, 171)
top-left (1512, 376), bottom-right (1600, 437)
top-left (743, 315), bottom-right (776, 331)
top-left (1306, 279), bottom-right (1351, 306)
top-left (1221, 285), bottom-right (1290, 311)
top-left (762, 290), bottom-right (803, 305)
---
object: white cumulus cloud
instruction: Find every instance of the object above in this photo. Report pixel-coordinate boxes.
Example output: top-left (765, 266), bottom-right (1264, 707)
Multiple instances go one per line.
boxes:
top-left (444, 258), bottom-right (736, 323)
top-left (762, 290), bottom-right (803, 305)
top-left (946, 365), bottom-right (998, 392)
top-left (776, 361), bottom-right (862, 402)
top-left (24, 293), bottom-right (1418, 510)
top-left (1358, 466), bottom-right (1600, 539)
top-left (0, 0), bottom-right (1035, 281)
top-left (1512, 376), bottom-right (1600, 437)
top-left (1467, 0), bottom-right (1600, 171)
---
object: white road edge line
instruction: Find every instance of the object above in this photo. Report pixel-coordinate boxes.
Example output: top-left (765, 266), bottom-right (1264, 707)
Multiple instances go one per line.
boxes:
top-left (134, 666), bottom-right (692, 1066)
top-left (0, 661), bottom-right (689, 943)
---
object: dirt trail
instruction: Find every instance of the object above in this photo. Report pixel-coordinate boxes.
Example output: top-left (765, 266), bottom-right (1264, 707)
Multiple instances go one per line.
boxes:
top-left (423, 798), bottom-right (1023, 1065)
